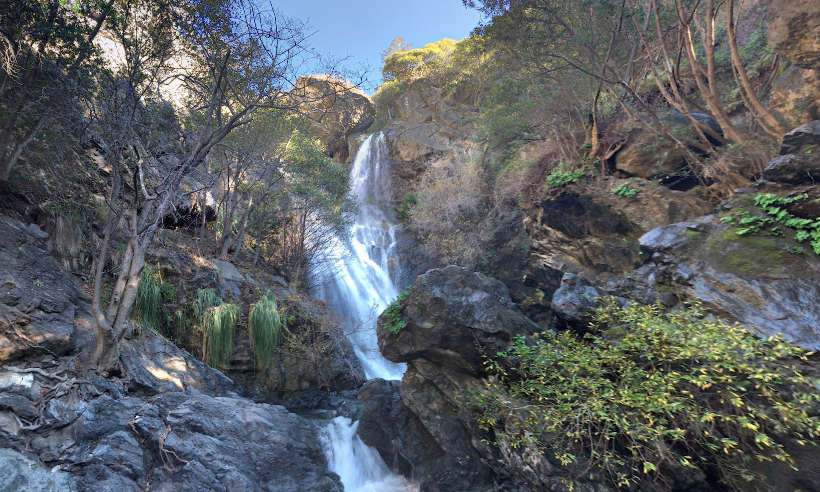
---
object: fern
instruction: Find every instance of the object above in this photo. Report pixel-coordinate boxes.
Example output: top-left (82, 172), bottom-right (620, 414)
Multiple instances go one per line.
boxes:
top-left (384, 287), bottom-right (412, 335)
top-left (202, 303), bottom-right (239, 369)
top-left (132, 265), bottom-right (162, 331)
top-left (248, 292), bottom-right (283, 370)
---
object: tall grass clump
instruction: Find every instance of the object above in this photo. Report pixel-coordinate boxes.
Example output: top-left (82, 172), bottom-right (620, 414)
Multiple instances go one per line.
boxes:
top-left (471, 298), bottom-right (820, 490)
top-left (195, 288), bottom-right (222, 325)
top-left (248, 292), bottom-right (283, 370)
top-left (202, 303), bottom-right (239, 369)
top-left (132, 265), bottom-right (161, 331)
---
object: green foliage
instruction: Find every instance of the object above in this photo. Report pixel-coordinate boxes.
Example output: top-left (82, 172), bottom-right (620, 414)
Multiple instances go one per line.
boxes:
top-left (721, 194), bottom-right (820, 254)
top-left (195, 288), bottom-right (223, 326)
top-left (132, 265), bottom-right (162, 331)
top-left (160, 282), bottom-right (177, 303)
top-left (395, 192), bottom-right (418, 223)
top-left (382, 38), bottom-right (458, 82)
top-left (545, 167), bottom-right (587, 187)
top-left (612, 183), bottom-right (640, 198)
top-left (202, 303), bottom-right (239, 369)
top-left (383, 287), bottom-right (412, 335)
top-left (248, 292), bottom-right (283, 371)
top-left (472, 299), bottom-right (820, 489)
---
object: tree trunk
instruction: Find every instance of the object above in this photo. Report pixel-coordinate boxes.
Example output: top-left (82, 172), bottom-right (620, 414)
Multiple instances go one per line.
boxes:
top-left (0, 114), bottom-right (46, 181)
top-left (726, 0), bottom-right (786, 136)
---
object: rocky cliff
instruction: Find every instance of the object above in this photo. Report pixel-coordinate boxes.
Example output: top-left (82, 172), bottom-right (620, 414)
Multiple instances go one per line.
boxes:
top-left (0, 216), bottom-right (345, 491)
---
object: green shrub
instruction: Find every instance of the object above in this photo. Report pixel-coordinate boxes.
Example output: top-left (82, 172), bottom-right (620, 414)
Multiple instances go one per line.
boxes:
top-left (160, 282), bottom-right (177, 302)
top-left (546, 168), bottom-right (587, 187)
top-left (383, 287), bottom-right (412, 335)
top-left (248, 292), bottom-right (283, 370)
top-left (132, 265), bottom-right (162, 331)
top-left (471, 298), bottom-right (820, 490)
top-left (195, 288), bottom-right (222, 325)
top-left (612, 183), bottom-right (640, 198)
top-left (395, 192), bottom-right (417, 223)
top-left (202, 303), bottom-right (239, 369)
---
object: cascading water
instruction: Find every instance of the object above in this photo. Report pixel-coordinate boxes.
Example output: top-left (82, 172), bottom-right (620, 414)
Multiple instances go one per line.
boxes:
top-left (318, 134), bottom-right (417, 491)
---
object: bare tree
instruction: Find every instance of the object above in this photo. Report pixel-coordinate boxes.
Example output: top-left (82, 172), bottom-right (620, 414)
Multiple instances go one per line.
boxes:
top-left (90, 0), bottom-right (360, 371)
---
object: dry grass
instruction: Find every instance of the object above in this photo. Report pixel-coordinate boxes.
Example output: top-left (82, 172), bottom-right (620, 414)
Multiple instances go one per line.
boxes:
top-left (703, 140), bottom-right (778, 199)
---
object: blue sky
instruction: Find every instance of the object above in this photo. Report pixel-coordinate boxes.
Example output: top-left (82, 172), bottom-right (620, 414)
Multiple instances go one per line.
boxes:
top-left (276, 0), bottom-right (484, 93)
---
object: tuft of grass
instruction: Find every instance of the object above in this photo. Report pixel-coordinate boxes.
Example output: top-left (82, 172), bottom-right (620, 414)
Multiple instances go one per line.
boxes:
top-left (195, 288), bottom-right (222, 325)
top-left (248, 292), bottom-right (283, 371)
top-left (133, 265), bottom-right (162, 331)
top-left (202, 303), bottom-right (239, 369)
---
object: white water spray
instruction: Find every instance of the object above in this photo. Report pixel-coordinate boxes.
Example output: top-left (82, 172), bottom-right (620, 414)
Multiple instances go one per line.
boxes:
top-left (319, 134), bottom-right (417, 491)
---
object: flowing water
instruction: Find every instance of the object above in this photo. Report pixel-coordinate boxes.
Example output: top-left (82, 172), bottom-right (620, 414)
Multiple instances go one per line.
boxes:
top-left (318, 134), bottom-right (417, 491)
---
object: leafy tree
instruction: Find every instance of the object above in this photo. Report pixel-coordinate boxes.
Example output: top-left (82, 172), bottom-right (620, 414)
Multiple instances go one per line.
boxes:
top-left (0, 0), bottom-right (115, 181)
top-left (89, 0), bottom-right (361, 372)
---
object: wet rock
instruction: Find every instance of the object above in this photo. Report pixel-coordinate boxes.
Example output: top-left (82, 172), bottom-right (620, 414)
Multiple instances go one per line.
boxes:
top-left (357, 378), bottom-right (446, 480)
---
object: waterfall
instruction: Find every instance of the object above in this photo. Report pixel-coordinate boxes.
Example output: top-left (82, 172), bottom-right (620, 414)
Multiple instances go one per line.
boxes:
top-left (321, 133), bottom-right (406, 381)
top-left (318, 134), bottom-right (417, 491)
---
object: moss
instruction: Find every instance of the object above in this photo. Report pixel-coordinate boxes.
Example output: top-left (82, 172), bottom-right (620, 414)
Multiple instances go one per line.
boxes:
top-left (709, 229), bottom-right (786, 275)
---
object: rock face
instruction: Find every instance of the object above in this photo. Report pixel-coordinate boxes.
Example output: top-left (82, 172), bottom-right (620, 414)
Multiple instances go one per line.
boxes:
top-left (362, 266), bottom-right (614, 491)
top-left (0, 448), bottom-right (77, 491)
top-left (768, 0), bottom-right (820, 127)
top-left (769, 0), bottom-right (820, 71)
top-left (294, 76), bottom-right (376, 162)
top-left (380, 81), bottom-right (476, 206)
top-left (639, 211), bottom-right (820, 349)
top-left (0, 216), bottom-right (92, 363)
top-left (521, 178), bottom-right (713, 312)
top-left (0, 215), bottom-right (343, 492)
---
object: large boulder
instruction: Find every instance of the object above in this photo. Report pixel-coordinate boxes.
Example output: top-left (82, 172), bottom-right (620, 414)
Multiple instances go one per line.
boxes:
top-left (362, 266), bottom-right (615, 491)
top-left (638, 211), bottom-right (820, 349)
top-left (293, 76), bottom-right (376, 162)
top-left (378, 265), bottom-right (540, 374)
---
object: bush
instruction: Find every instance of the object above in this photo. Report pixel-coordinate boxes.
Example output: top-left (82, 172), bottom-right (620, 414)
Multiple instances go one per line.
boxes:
top-left (383, 287), bottom-right (412, 335)
top-left (202, 303), bottom-right (239, 369)
top-left (248, 292), bottom-right (283, 370)
top-left (612, 183), bottom-right (640, 198)
top-left (471, 299), bottom-right (820, 490)
top-left (546, 167), bottom-right (587, 187)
